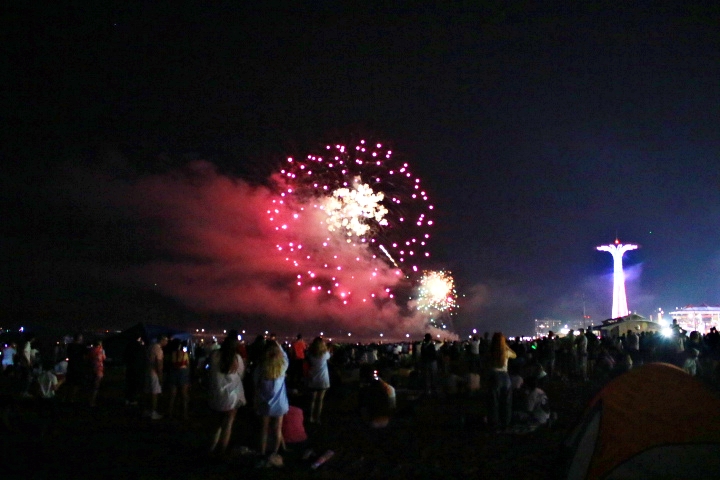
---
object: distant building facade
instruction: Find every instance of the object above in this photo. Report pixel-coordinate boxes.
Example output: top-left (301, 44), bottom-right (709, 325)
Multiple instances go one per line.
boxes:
top-left (535, 318), bottom-right (591, 338)
top-left (669, 305), bottom-right (720, 334)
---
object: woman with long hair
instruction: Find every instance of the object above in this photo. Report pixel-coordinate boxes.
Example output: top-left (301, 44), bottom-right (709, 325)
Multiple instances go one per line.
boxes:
top-left (208, 330), bottom-right (246, 457)
top-left (306, 336), bottom-right (331, 424)
top-left (487, 332), bottom-right (517, 432)
top-left (254, 340), bottom-right (289, 467)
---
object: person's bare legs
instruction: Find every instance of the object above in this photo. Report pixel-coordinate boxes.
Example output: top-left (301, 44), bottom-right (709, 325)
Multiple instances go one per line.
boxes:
top-left (219, 409), bottom-right (236, 453)
top-left (209, 414), bottom-right (222, 454)
top-left (314, 390), bottom-right (326, 424)
top-left (209, 409), bottom-right (236, 455)
top-left (271, 415), bottom-right (284, 454)
top-left (309, 392), bottom-right (317, 422)
top-left (260, 415), bottom-right (270, 455)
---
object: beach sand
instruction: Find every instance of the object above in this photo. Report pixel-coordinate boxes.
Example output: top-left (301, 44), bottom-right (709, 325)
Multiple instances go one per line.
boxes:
top-left (2, 367), bottom-right (593, 479)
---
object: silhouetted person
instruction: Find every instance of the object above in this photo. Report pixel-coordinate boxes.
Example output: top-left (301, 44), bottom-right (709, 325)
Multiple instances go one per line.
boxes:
top-left (124, 336), bottom-right (146, 406)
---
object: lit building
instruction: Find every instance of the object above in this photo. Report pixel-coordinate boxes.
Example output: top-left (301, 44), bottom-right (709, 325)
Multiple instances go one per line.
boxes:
top-left (535, 318), bottom-right (591, 338)
top-left (535, 318), bottom-right (563, 337)
top-left (598, 314), bottom-right (661, 338)
top-left (669, 305), bottom-right (720, 334)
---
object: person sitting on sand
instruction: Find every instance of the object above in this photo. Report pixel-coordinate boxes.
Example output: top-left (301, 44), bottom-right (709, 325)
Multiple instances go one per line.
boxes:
top-left (512, 375), bottom-right (552, 431)
top-left (38, 358), bottom-right (64, 437)
top-left (359, 366), bottom-right (396, 429)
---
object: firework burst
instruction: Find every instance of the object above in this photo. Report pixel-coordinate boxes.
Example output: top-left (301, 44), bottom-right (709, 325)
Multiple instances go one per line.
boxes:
top-left (267, 140), bottom-right (435, 306)
top-left (416, 270), bottom-right (458, 312)
top-left (416, 270), bottom-right (458, 330)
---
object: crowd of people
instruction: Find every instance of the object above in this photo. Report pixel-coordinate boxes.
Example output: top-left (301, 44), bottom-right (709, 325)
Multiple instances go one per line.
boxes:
top-left (2, 320), bottom-right (720, 468)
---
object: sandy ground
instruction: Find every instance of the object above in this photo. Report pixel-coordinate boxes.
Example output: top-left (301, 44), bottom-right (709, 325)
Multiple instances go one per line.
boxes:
top-left (2, 367), bottom-right (593, 480)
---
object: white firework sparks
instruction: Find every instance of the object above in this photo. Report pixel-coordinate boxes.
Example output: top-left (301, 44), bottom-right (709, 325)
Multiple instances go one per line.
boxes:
top-left (417, 270), bottom-right (457, 312)
top-left (322, 177), bottom-right (389, 239)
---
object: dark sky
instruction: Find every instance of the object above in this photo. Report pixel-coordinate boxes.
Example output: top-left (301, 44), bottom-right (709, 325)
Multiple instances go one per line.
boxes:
top-left (5, 2), bottom-right (720, 337)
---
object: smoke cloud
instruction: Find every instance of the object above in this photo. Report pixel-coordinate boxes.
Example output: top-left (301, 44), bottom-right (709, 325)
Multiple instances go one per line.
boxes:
top-left (72, 160), bottom-right (437, 338)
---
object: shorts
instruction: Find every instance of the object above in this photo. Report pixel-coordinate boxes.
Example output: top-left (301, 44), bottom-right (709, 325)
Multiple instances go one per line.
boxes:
top-left (146, 372), bottom-right (162, 395)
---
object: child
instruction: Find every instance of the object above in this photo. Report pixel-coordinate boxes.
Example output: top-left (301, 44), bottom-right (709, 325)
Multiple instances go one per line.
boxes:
top-left (38, 359), bottom-right (64, 437)
top-left (512, 375), bottom-right (552, 432)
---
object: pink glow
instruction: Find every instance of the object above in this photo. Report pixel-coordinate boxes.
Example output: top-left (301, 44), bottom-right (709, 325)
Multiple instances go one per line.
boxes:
top-left (81, 143), bottom-right (441, 336)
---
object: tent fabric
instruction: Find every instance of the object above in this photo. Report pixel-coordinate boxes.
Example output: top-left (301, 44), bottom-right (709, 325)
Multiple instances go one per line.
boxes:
top-left (566, 363), bottom-right (720, 479)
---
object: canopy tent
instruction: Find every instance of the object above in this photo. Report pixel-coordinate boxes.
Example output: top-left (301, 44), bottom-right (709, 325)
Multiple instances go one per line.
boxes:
top-left (598, 313), bottom-right (662, 338)
top-left (102, 323), bottom-right (192, 363)
top-left (565, 363), bottom-right (720, 479)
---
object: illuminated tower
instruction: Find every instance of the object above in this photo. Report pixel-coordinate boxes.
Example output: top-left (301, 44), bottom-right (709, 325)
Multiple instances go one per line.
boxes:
top-left (597, 239), bottom-right (638, 318)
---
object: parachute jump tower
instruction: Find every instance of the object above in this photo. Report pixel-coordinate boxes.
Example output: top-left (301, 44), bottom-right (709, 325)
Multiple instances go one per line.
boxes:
top-left (597, 238), bottom-right (638, 319)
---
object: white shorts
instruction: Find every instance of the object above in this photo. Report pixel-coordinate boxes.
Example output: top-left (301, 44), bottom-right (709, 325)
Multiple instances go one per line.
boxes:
top-left (146, 372), bottom-right (162, 395)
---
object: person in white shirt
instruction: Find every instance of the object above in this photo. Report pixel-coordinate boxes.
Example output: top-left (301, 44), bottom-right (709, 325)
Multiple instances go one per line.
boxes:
top-left (2, 343), bottom-right (16, 370)
top-left (39, 368), bottom-right (61, 399)
top-left (38, 359), bottom-right (63, 438)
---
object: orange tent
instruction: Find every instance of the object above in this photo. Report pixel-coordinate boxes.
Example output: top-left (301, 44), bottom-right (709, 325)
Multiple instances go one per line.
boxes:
top-left (565, 363), bottom-right (720, 479)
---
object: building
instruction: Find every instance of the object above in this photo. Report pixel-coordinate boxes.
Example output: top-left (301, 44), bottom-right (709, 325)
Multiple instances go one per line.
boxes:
top-left (535, 318), bottom-right (592, 338)
top-left (598, 314), bottom-right (662, 338)
top-left (669, 304), bottom-right (720, 334)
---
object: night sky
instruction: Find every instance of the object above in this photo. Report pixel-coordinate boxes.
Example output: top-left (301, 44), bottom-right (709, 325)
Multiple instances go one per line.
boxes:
top-left (5, 3), bottom-right (720, 338)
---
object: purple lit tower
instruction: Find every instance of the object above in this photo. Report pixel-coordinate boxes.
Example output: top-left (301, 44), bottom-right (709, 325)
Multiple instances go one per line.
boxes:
top-left (597, 239), bottom-right (638, 319)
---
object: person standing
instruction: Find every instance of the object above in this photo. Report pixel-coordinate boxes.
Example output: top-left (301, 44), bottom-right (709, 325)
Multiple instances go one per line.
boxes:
top-left (208, 331), bottom-right (246, 457)
top-left (540, 332), bottom-right (556, 379)
top-left (144, 334), bottom-right (168, 420)
top-left (254, 340), bottom-right (289, 467)
top-left (306, 337), bottom-right (331, 424)
top-left (38, 358), bottom-right (63, 437)
top-left (64, 333), bottom-right (86, 402)
top-left (290, 334), bottom-right (307, 389)
top-left (421, 334), bottom-right (438, 396)
top-left (2, 342), bottom-right (16, 371)
top-left (88, 340), bottom-right (106, 407)
top-left (576, 329), bottom-right (588, 382)
top-left (123, 336), bottom-right (146, 406)
top-left (18, 334), bottom-right (37, 398)
top-left (626, 329), bottom-right (639, 366)
top-left (166, 339), bottom-right (191, 420)
top-left (487, 332), bottom-right (516, 432)
top-left (469, 335), bottom-right (481, 374)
